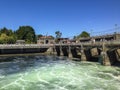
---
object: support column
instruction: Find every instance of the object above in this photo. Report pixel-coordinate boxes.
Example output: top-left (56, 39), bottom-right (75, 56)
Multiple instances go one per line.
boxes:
top-left (60, 45), bottom-right (63, 56)
top-left (116, 49), bottom-right (120, 60)
top-left (81, 44), bottom-right (87, 61)
top-left (101, 42), bottom-right (111, 66)
top-left (68, 45), bottom-right (72, 58)
top-left (53, 45), bottom-right (57, 55)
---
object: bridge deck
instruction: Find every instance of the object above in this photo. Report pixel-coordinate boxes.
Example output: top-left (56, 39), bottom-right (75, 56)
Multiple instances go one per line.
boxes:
top-left (0, 40), bottom-right (120, 49)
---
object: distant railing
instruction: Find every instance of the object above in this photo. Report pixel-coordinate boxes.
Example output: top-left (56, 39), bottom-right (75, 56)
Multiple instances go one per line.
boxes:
top-left (0, 40), bottom-right (120, 49)
top-left (0, 44), bottom-right (53, 49)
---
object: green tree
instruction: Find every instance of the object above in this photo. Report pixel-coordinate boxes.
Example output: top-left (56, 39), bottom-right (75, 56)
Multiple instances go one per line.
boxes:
top-left (80, 31), bottom-right (90, 37)
top-left (0, 27), bottom-right (14, 36)
top-left (0, 33), bottom-right (9, 44)
top-left (0, 28), bottom-right (17, 44)
top-left (7, 35), bottom-right (17, 44)
top-left (75, 31), bottom-right (90, 39)
top-left (16, 26), bottom-right (36, 43)
top-left (0, 27), bottom-right (8, 35)
top-left (55, 31), bottom-right (62, 38)
top-left (73, 36), bottom-right (77, 39)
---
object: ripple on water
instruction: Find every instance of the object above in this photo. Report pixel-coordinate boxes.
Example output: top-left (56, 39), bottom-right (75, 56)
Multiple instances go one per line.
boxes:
top-left (0, 55), bottom-right (120, 90)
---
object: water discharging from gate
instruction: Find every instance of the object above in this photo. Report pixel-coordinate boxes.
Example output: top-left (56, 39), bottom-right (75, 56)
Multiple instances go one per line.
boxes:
top-left (0, 55), bottom-right (120, 90)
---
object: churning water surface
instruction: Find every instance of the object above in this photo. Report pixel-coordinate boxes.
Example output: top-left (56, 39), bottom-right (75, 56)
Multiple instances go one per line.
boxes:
top-left (0, 55), bottom-right (120, 90)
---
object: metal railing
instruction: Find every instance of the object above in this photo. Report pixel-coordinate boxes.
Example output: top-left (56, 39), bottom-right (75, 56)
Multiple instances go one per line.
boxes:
top-left (0, 40), bottom-right (120, 49)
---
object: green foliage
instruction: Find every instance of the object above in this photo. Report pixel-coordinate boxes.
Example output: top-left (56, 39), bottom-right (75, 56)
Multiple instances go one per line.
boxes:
top-left (55, 31), bottom-right (62, 38)
top-left (0, 27), bottom-right (17, 44)
top-left (16, 26), bottom-right (36, 43)
top-left (8, 35), bottom-right (17, 44)
top-left (0, 33), bottom-right (8, 44)
top-left (73, 36), bottom-right (77, 39)
top-left (0, 27), bottom-right (14, 36)
top-left (80, 31), bottom-right (90, 37)
top-left (75, 31), bottom-right (90, 39)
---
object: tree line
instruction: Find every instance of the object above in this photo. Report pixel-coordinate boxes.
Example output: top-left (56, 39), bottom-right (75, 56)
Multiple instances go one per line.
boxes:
top-left (0, 26), bottom-right (36, 44)
top-left (55, 31), bottom-right (90, 40)
top-left (74, 31), bottom-right (90, 39)
top-left (0, 25), bottom-right (90, 44)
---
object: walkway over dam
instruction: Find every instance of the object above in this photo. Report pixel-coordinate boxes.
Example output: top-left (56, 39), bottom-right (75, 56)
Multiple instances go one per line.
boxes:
top-left (0, 40), bottom-right (120, 66)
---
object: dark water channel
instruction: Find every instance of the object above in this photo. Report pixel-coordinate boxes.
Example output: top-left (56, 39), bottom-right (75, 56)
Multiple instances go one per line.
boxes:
top-left (0, 55), bottom-right (120, 90)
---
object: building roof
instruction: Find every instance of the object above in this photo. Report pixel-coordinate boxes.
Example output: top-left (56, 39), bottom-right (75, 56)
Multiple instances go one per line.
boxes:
top-left (39, 36), bottom-right (54, 39)
top-left (57, 38), bottom-right (69, 40)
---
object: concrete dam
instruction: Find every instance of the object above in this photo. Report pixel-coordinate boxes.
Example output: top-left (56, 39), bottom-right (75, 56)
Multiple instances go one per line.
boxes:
top-left (0, 40), bottom-right (120, 66)
top-left (54, 41), bottom-right (120, 66)
top-left (0, 44), bottom-right (49, 54)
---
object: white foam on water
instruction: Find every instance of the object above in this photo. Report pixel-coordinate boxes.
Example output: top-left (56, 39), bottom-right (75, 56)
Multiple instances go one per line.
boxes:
top-left (0, 56), bottom-right (120, 90)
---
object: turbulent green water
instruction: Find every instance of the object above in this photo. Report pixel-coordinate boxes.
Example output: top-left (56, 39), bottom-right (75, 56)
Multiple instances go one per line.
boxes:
top-left (0, 55), bottom-right (120, 90)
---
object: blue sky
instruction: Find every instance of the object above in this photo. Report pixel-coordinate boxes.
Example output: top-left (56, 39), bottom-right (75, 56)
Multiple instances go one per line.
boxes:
top-left (0, 0), bottom-right (120, 38)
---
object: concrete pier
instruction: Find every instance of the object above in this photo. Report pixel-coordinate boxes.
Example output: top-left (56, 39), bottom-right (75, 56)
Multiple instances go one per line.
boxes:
top-left (101, 42), bottom-right (111, 66)
top-left (68, 45), bottom-right (72, 58)
top-left (55, 40), bottom-right (120, 66)
top-left (80, 44), bottom-right (86, 61)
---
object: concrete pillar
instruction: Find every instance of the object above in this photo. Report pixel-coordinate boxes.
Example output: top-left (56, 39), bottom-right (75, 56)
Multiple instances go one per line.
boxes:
top-left (68, 45), bottom-right (72, 58)
top-left (46, 47), bottom-right (53, 55)
top-left (81, 44), bottom-right (87, 61)
top-left (91, 48), bottom-right (98, 56)
top-left (60, 46), bottom-right (63, 56)
top-left (101, 42), bottom-right (111, 66)
top-left (116, 49), bottom-right (120, 60)
top-left (53, 45), bottom-right (57, 55)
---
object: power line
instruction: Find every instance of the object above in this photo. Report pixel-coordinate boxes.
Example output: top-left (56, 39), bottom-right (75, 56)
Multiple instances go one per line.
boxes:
top-left (65, 27), bottom-right (120, 38)
top-left (92, 27), bottom-right (120, 36)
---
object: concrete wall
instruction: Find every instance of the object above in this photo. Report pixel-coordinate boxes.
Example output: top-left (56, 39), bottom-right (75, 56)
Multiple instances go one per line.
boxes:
top-left (107, 49), bottom-right (118, 65)
top-left (55, 44), bottom-right (120, 66)
top-left (0, 48), bottom-right (48, 54)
